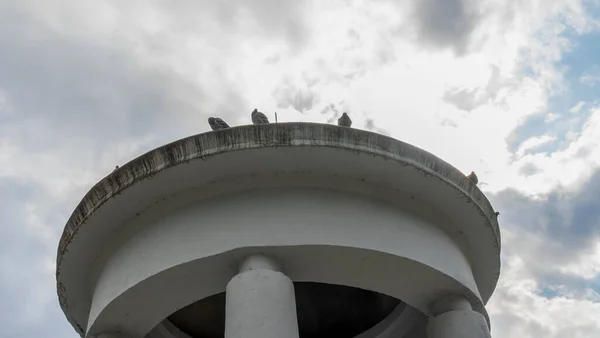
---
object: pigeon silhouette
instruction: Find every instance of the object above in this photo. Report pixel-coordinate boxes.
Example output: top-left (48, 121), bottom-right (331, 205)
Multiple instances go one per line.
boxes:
top-left (466, 171), bottom-right (478, 185)
top-left (251, 109), bottom-right (270, 124)
top-left (208, 117), bottom-right (230, 130)
top-left (337, 112), bottom-right (352, 127)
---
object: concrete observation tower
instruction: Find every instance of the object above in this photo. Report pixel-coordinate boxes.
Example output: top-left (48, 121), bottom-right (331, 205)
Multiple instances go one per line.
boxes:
top-left (56, 123), bottom-right (501, 338)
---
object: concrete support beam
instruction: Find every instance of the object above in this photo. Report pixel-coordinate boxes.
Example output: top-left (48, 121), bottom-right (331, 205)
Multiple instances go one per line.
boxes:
top-left (224, 255), bottom-right (299, 338)
top-left (427, 295), bottom-right (490, 338)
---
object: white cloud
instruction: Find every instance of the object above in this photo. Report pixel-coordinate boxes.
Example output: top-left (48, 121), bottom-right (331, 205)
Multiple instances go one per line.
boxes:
top-left (2, 0), bottom-right (600, 337)
top-left (570, 101), bottom-right (586, 113)
top-left (558, 242), bottom-right (600, 280)
top-left (581, 73), bottom-right (600, 86)
top-left (488, 254), bottom-right (600, 338)
top-left (483, 218), bottom-right (600, 337)
top-left (516, 134), bottom-right (556, 157)
top-left (506, 108), bottom-right (600, 195)
top-left (580, 66), bottom-right (600, 86)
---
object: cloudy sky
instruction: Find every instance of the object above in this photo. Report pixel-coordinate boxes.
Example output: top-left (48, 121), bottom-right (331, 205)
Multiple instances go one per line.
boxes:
top-left (2, 0), bottom-right (600, 337)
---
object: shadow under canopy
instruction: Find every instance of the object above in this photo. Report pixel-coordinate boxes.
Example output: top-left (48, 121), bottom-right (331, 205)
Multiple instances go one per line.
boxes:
top-left (168, 282), bottom-right (402, 338)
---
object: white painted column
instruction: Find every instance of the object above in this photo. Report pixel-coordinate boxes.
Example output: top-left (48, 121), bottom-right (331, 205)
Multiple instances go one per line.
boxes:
top-left (427, 295), bottom-right (491, 338)
top-left (225, 255), bottom-right (300, 338)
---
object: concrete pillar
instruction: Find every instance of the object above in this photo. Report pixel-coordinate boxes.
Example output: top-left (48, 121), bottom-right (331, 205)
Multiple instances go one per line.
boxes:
top-left (427, 295), bottom-right (491, 338)
top-left (224, 255), bottom-right (300, 338)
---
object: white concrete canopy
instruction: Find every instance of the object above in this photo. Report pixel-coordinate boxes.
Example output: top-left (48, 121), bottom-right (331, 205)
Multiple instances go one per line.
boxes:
top-left (55, 123), bottom-right (501, 337)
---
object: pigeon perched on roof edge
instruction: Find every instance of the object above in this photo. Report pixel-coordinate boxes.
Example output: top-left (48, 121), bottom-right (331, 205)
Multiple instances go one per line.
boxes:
top-left (337, 112), bottom-right (352, 127)
top-left (466, 171), bottom-right (478, 185)
top-left (208, 117), bottom-right (230, 130)
top-left (251, 109), bottom-right (270, 124)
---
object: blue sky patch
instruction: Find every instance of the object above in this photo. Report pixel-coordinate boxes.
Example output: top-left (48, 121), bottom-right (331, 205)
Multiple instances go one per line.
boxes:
top-left (508, 27), bottom-right (600, 154)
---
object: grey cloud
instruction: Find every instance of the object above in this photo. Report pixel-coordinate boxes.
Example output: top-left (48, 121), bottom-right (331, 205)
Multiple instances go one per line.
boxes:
top-left (489, 311), bottom-right (550, 338)
top-left (272, 78), bottom-right (316, 113)
top-left (320, 103), bottom-right (342, 123)
top-left (347, 28), bottom-right (397, 70)
top-left (387, 0), bottom-right (484, 55)
top-left (320, 103), bottom-right (341, 117)
top-left (443, 65), bottom-right (512, 111)
top-left (0, 178), bottom-right (77, 338)
top-left (490, 169), bottom-right (600, 280)
top-left (443, 87), bottom-right (479, 112)
top-left (365, 118), bottom-right (390, 135)
top-left (575, 144), bottom-right (594, 158)
top-left (490, 282), bottom-right (600, 337)
top-left (487, 172), bottom-right (600, 335)
top-left (318, 102), bottom-right (347, 124)
top-left (0, 12), bottom-right (178, 143)
top-left (440, 118), bottom-right (458, 128)
top-left (0, 2), bottom-right (256, 337)
top-left (374, 36), bottom-right (397, 65)
top-left (140, 0), bottom-right (313, 52)
top-left (4, 1), bottom-right (599, 338)
top-left (389, 0), bottom-right (539, 57)
top-left (0, 1), bottom-right (252, 165)
top-left (518, 163), bottom-right (542, 176)
top-left (411, 0), bottom-right (482, 55)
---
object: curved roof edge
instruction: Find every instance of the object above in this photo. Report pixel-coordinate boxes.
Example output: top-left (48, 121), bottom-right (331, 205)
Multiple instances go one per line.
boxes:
top-left (56, 122), bottom-right (501, 336)
top-left (57, 122), bottom-right (500, 263)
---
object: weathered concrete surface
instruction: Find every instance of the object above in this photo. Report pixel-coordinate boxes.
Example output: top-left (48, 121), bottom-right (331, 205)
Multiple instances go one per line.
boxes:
top-left (225, 255), bottom-right (299, 338)
top-left (55, 123), bottom-right (501, 336)
top-left (57, 123), bottom-right (499, 261)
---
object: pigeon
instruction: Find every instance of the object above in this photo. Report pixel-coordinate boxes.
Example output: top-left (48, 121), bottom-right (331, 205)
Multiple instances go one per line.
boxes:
top-left (495, 212), bottom-right (500, 217)
top-left (251, 109), bottom-right (270, 124)
top-left (337, 112), bottom-right (352, 127)
top-left (113, 165), bottom-right (119, 171)
top-left (208, 117), bottom-right (230, 130)
top-left (466, 171), bottom-right (478, 185)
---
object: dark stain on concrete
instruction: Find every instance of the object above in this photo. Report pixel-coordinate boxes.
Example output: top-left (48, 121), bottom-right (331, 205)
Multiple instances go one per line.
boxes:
top-left (55, 122), bottom-right (500, 335)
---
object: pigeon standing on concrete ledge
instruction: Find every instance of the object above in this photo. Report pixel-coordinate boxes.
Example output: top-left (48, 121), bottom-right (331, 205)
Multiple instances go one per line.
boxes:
top-left (466, 171), bottom-right (479, 185)
top-left (337, 112), bottom-right (352, 127)
top-left (251, 109), bottom-right (270, 124)
top-left (208, 117), bottom-right (230, 130)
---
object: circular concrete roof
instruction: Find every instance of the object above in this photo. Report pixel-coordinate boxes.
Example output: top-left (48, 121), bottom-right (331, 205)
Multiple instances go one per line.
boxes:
top-left (56, 122), bottom-right (501, 335)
